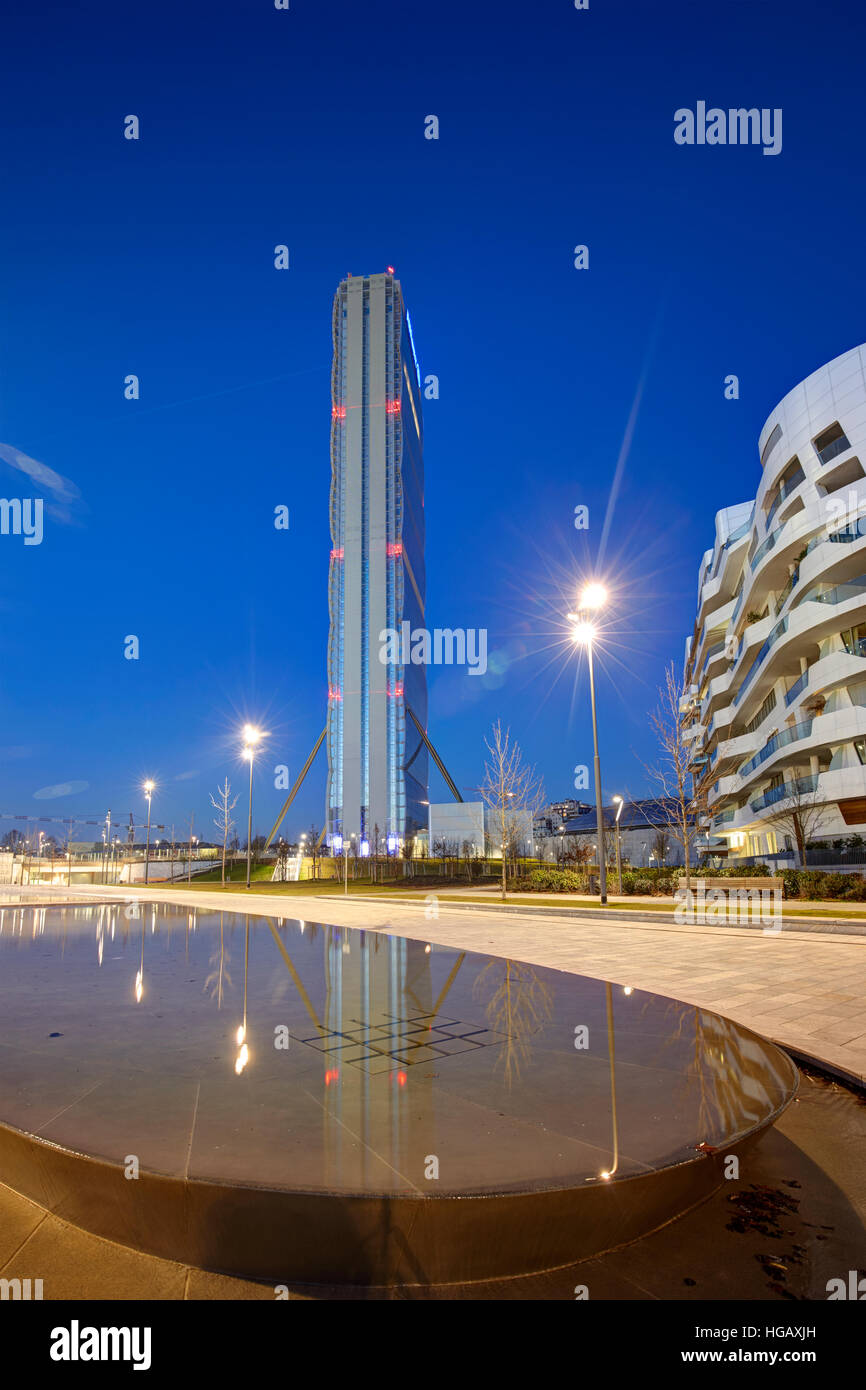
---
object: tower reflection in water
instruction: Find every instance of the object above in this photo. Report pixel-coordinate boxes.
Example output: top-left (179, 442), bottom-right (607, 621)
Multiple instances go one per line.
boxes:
top-left (0, 902), bottom-right (798, 1205)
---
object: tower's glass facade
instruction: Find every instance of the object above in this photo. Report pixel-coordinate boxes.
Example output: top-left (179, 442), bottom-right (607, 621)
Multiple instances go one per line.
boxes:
top-left (326, 272), bottom-right (428, 848)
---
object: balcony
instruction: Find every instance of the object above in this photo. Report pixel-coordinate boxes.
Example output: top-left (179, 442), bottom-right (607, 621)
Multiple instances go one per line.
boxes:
top-left (696, 638), bottom-right (726, 688)
top-left (784, 670), bottom-right (809, 707)
top-left (734, 616), bottom-right (788, 706)
top-left (776, 566), bottom-right (799, 612)
top-left (738, 719), bottom-right (813, 780)
top-left (700, 517), bottom-right (753, 615)
top-left (750, 520), bottom-right (786, 572)
top-left (803, 573), bottom-right (866, 611)
top-left (749, 774), bottom-right (818, 816)
top-left (815, 423), bottom-right (852, 467)
top-left (765, 464), bottom-right (806, 532)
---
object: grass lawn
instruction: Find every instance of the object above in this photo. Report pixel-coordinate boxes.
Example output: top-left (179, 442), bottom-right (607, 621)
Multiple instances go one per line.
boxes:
top-left (133, 876), bottom-right (866, 919)
top-left (421, 894), bottom-right (866, 919)
top-left (163, 874), bottom-right (432, 895)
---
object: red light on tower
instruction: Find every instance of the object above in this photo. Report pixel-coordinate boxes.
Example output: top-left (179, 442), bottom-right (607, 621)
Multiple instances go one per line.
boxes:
top-left (386, 265), bottom-right (395, 275)
top-left (330, 547), bottom-right (344, 560)
top-left (386, 541), bottom-right (402, 558)
top-left (385, 400), bottom-right (401, 415)
top-left (332, 404), bottom-right (346, 421)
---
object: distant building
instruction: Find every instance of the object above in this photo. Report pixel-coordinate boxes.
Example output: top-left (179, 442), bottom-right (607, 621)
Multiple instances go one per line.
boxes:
top-left (561, 797), bottom-right (703, 868)
top-left (534, 799), bottom-right (592, 838)
top-left (428, 802), bottom-right (486, 856)
top-left (428, 801), bottom-right (535, 858)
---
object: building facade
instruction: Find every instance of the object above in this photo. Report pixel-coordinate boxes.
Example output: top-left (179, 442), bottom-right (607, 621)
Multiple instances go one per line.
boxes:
top-left (427, 801), bottom-right (535, 859)
top-left (561, 799), bottom-right (699, 867)
top-left (326, 270), bottom-right (428, 847)
top-left (684, 344), bottom-right (866, 862)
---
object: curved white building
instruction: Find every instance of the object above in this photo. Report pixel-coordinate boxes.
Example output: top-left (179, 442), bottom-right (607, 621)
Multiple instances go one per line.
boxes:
top-left (684, 344), bottom-right (866, 863)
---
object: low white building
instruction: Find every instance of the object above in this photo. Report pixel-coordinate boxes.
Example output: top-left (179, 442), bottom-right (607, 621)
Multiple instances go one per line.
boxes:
top-left (427, 801), bottom-right (534, 858)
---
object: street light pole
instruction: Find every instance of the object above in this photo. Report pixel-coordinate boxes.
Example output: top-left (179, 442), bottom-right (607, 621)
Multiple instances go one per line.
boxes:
top-left (241, 724), bottom-right (263, 890)
top-left (569, 583), bottom-right (609, 906)
top-left (245, 751), bottom-right (254, 889)
top-left (143, 782), bottom-right (154, 885)
top-left (586, 633), bottom-right (607, 904)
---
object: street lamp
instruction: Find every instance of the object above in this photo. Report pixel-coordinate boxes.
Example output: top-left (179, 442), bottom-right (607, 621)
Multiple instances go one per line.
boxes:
top-left (143, 781), bottom-right (154, 884)
top-left (612, 794), bottom-right (624, 895)
top-left (569, 586), bottom-right (609, 905)
top-left (241, 725), bottom-right (262, 889)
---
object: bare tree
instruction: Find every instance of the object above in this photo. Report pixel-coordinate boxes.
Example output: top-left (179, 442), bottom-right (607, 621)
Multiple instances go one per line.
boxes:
top-left (641, 662), bottom-right (698, 889)
top-left (211, 778), bottom-right (239, 886)
top-left (478, 720), bottom-right (545, 901)
top-left (307, 825), bottom-right (322, 879)
top-left (760, 773), bottom-right (828, 866)
top-left (652, 829), bottom-right (670, 865)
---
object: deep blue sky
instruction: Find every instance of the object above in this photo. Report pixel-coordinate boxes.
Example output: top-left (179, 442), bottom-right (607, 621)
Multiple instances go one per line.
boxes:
top-left (2, 0), bottom-right (865, 844)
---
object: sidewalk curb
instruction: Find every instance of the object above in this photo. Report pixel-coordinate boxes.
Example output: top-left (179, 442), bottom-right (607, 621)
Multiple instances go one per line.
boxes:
top-left (340, 894), bottom-right (866, 937)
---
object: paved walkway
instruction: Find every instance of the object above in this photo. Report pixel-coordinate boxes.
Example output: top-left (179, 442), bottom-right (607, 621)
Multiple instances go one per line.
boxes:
top-left (12, 882), bottom-right (864, 1086)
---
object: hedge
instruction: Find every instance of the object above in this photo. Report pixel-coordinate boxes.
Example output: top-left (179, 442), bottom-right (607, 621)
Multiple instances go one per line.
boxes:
top-left (515, 864), bottom-right (866, 901)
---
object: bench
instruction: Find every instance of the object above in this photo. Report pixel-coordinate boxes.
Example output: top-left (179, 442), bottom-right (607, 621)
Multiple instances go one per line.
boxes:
top-left (678, 876), bottom-right (781, 895)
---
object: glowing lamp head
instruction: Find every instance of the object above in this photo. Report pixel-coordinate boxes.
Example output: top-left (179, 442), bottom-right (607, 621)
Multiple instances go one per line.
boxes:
top-left (580, 582), bottom-right (607, 610)
top-left (242, 724), bottom-right (261, 745)
top-left (571, 620), bottom-right (596, 646)
top-left (242, 745), bottom-right (254, 762)
top-left (144, 780), bottom-right (154, 795)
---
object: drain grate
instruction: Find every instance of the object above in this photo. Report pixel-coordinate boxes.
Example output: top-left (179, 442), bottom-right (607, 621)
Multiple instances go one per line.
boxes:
top-left (294, 1010), bottom-right (509, 1073)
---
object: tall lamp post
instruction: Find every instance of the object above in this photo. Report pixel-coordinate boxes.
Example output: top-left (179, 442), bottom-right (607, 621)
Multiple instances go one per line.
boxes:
top-left (242, 724), bottom-right (262, 889)
top-left (612, 794), bottom-right (624, 895)
top-left (569, 583), bottom-right (608, 905)
top-left (143, 781), bottom-right (154, 884)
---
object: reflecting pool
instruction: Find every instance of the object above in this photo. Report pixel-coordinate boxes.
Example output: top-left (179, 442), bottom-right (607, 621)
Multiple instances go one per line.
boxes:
top-left (0, 903), bottom-right (798, 1282)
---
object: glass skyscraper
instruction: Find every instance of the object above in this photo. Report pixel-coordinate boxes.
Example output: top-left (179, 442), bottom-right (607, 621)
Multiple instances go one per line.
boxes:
top-left (326, 270), bottom-right (428, 849)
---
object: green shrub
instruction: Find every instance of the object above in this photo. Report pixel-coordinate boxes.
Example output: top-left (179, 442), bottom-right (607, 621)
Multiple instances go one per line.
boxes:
top-left (708, 863), bottom-right (772, 878)
top-left (517, 868), bottom-right (589, 893)
top-left (780, 867), bottom-right (866, 900)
